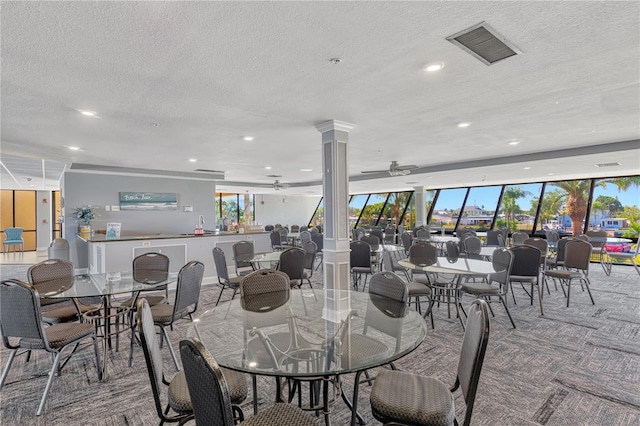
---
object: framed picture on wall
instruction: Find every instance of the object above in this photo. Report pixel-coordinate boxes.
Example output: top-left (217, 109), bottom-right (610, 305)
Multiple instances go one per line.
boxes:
top-left (119, 192), bottom-right (178, 211)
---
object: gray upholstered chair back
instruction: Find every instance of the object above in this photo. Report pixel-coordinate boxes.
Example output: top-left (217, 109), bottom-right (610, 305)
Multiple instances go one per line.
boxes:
top-left (133, 253), bottom-right (169, 284)
top-left (446, 240), bottom-right (460, 261)
top-left (311, 233), bottom-right (323, 250)
top-left (409, 243), bottom-right (437, 267)
top-left (353, 228), bottom-right (365, 241)
top-left (173, 261), bottom-right (204, 316)
top-left (463, 236), bottom-right (483, 258)
top-left (290, 225), bottom-right (300, 232)
top-left (555, 238), bottom-right (571, 263)
top-left (573, 234), bottom-right (589, 241)
top-left (382, 249), bottom-right (394, 272)
top-left (545, 230), bottom-right (560, 243)
top-left (270, 230), bottom-right (283, 249)
top-left (511, 232), bottom-right (529, 246)
top-left (489, 248), bottom-right (514, 286)
top-left (233, 241), bottom-right (255, 269)
top-left (180, 338), bottom-right (236, 426)
top-left (300, 226), bottom-right (309, 232)
top-left (27, 259), bottom-right (74, 296)
top-left (415, 228), bottom-right (431, 241)
top-left (384, 226), bottom-right (396, 243)
top-left (350, 241), bottom-right (372, 268)
top-left (369, 271), bottom-right (409, 303)
top-left (0, 279), bottom-right (49, 351)
top-left (563, 240), bottom-right (593, 272)
top-left (240, 269), bottom-right (290, 300)
top-left (497, 233), bottom-right (506, 247)
top-left (278, 247), bottom-right (305, 281)
top-left (510, 245), bottom-right (541, 278)
top-left (486, 230), bottom-right (501, 246)
top-left (213, 247), bottom-right (231, 283)
top-left (302, 240), bottom-right (317, 271)
top-left (400, 231), bottom-right (412, 253)
top-left (523, 237), bottom-right (548, 255)
top-left (299, 230), bottom-right (312, 245)
top-left (456, 299), bottom-right (490, 426)
top-left (361, 234), bottom-right (380, 251)
top-left (370, 229), bottom-right (385, 245)
top-left (264, 224), bottom-right (274, 232)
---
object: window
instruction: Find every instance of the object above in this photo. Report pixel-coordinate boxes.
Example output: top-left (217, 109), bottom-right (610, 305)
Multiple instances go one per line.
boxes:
top-left (1, 190), bottom-right (37, 251)
top-left (430, 188), bottom-right (467, 231)
top-left (590, 177), bottom-right (640, 238)
top-left (349, 195), bottom-right (369, 228)
top-left (382, 192), bottom-right (413, 228)
top-left (497, 184), bottom-right (542, 233)
top-left (220, 194), bottom-right (239, 225)
top-left (358, 193), bottom-right (389, 227)
top-left (310, 199), bottom-right (324, 227)
top-left (461, 186), bottom-right (501, 230)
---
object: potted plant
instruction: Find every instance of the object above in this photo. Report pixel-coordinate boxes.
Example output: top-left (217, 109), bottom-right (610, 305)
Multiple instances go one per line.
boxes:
top-left (74, 205), bottom-right (96, 237)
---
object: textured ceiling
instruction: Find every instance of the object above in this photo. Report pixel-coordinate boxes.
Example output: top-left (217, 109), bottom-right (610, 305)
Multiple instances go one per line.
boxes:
top-left (1, 1), bottom-right (639, 194)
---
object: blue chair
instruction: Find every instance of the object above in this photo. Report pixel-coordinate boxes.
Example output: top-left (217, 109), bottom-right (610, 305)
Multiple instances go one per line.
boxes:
top-left (3, 227), bottom-right (24, 252)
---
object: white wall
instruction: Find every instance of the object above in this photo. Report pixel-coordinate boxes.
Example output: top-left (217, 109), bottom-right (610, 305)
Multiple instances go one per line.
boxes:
top-left (254, 194), bottom-right (321, 228)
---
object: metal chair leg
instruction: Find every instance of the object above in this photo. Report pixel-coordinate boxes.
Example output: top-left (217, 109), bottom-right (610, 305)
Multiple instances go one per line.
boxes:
top-left (37, 351), bottom-right (63, 415)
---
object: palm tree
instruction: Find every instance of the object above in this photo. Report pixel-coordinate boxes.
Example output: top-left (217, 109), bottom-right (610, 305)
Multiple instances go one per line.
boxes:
top-left (551, 177), bottom-right (640, 235)
top-left (501, 186), bottom-right (531, 232)
top-left (549, 180), bottom-right (591, 235)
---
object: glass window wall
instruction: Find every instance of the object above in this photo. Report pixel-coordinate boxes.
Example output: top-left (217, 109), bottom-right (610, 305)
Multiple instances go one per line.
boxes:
top-left (430, 188), bottom-right (467, 231)
top-left (497, 184), bottom-right (543, 233)
top-left (459, 186), bottom-right (501, 231)
top-left (543, 180), bottom-right (590, 236)
top-left (349, 195), bottom-right (369, 228)
top-left (358, 193), bottom-right (389, 228)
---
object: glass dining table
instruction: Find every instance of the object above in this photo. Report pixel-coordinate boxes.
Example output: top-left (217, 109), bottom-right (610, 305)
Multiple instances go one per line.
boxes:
top-left (42, 272), bottom-right (176, 379)
top-left (188, 288), bottom-right (428, 426)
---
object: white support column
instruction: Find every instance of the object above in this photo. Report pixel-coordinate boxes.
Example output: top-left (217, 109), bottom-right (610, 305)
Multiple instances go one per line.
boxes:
top-left (315, 120), bottom-right (354, 323)
top-left (414, 186), bottom-right (427, 227)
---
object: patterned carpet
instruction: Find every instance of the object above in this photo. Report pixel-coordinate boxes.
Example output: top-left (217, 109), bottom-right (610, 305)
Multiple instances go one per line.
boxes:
top-left (1, 262), bottom-right (639, 425)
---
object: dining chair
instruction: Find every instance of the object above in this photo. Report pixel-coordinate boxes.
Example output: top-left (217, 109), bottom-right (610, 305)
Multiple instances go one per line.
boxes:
top-left (543, 239), bottom-right (595, 307)
top-left (137, 299), bottom-right (249, 425)
top-left (127, 252), bottom-right (170, 307)
top-left (2, 227), bottom-right (24, 252)
top-left (509, 245), bottom-right (544, 314)
top-left (290, 224), bottom-right (300, 232)
top-left (129, 261), bottom-right (204, 370)
top-left (311, 232), bottom-right (323, 270)
top-left (604, 241), bottom-right (640, 276)
top-left (27, 259), bottom-right (98, 325)
top-left (415, 227), bottom-right (431, 242)
top-left (212, 247), bottom-right (243, 306)
top-left (486, 229), bottom-right (502, 246)
top-left (278, 247), bottom-right (306, 288)
top-left (384, 225), bottom-right (396, 244)
top-left (459, 248), bottom-right (517, 328)
top-left (301, 240), bottom-right (317, 286)
top-left (370, 228), bottom-right (385, 246)
top-left (462, 236), bottom-right (483, 259)
top-left (350, 240), bottom-right (374, 291)
top-left (179, 338), bottom-right (322, 426)
top-left (0, 279), bottom-right (102, 416)
top-left (369, 299), bottom-right (490, 426)
top-left (511, 231), bottom-right (529, 246)
top-left (361, 234), bottom-right (381, 267)
top-left (400, 231), bottom-right (413, 255)
top-left (233, 240), bottom-right (256, 276)
top-left (586, 229), bottom-right (609, 273)
top-left (523, 237), bottom-right (549, 272)
top-left (299, 230), bottom-right (312, 245)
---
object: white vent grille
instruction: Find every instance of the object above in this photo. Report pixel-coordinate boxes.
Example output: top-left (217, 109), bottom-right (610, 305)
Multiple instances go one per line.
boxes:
top-left (595, 162), bottom-right (622, 168)
top-left (446, 22), bottom-right (521, 66)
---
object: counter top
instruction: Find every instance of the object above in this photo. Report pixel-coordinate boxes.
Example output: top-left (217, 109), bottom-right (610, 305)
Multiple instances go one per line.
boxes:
top-left (79, 230), bottom-right (268, 243)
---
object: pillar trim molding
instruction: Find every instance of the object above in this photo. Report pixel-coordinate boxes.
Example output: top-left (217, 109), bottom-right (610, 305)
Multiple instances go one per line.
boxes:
top-left (315, 120), bottom-right (355, 133)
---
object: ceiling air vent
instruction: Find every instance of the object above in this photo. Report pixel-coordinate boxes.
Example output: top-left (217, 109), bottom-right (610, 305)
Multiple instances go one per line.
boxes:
top-left (446, 22), bottom-right (521, 66)
top-left (595, 162), bottom-right (622, 168)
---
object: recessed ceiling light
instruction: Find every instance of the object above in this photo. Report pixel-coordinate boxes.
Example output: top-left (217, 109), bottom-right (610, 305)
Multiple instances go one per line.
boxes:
top-left (548, 172), bottom-right (554, 176)
top-left (188, 158), bottom-right (198, 163)
top-left (300, 169), bottom-right (313, 172)
top-left (243, 136), bottom-right (255, 141)
top-left (457, 122), bottom-right (471, 128)
top-left (67, 146), bottom-right (81, 151)
top-left (78, 110), bottom-right (97, 117)
top-left (523, 166), bottom-right (531, 170)
top-left (507, 139), bottom-right (521, 146)
top-left (423, 62), bottom-right (444, 72)
top-left (264, 166), bottom-right (272, 170)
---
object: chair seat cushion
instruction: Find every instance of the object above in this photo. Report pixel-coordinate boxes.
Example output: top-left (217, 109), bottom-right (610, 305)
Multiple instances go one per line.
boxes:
top-left (41, 304), bottom-right (80, 323)
top-left (370, 370), bottom-right (455, 426)
top-left (340, 334), bottom-right (389, 368)
top-left (169, 367), bottom-right (247, 415)
top-left (544, 270), bottom-right (582, 280)
top-left (150, 304), bottom-right (187, 324)
top-left (510, 275), bottom-right (537, 284)
top-left (21, 322), bottom-right (94, 349)
top-left (461, 282), bottom-right (500, 295)
top-left (226, 276), bottom-right (243, 286)
top-left (242, 402), bottom-right (322, 425)
top-left (407, 281), bottom-right (431, 296)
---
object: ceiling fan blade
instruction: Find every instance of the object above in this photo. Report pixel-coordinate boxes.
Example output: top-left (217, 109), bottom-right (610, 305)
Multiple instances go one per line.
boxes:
top-left (361, 170), bottom-right (387, 174)
top-left (395, 164), bottom-right (418, 171)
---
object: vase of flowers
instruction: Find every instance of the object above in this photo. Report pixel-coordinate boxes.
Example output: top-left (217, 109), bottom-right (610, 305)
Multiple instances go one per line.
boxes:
top-left (74, 205), bottom-right (96, 237)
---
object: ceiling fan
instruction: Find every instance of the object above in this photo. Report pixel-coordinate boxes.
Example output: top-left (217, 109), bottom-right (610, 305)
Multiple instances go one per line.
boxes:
top-left (272, 180), bottom-right (290, 190)
top-left (361, 161), bottom-right (418, 176)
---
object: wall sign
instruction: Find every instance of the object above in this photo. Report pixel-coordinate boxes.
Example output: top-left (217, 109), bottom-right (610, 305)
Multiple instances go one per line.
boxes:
top-left (119, 192), bottom-right (177, 211)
